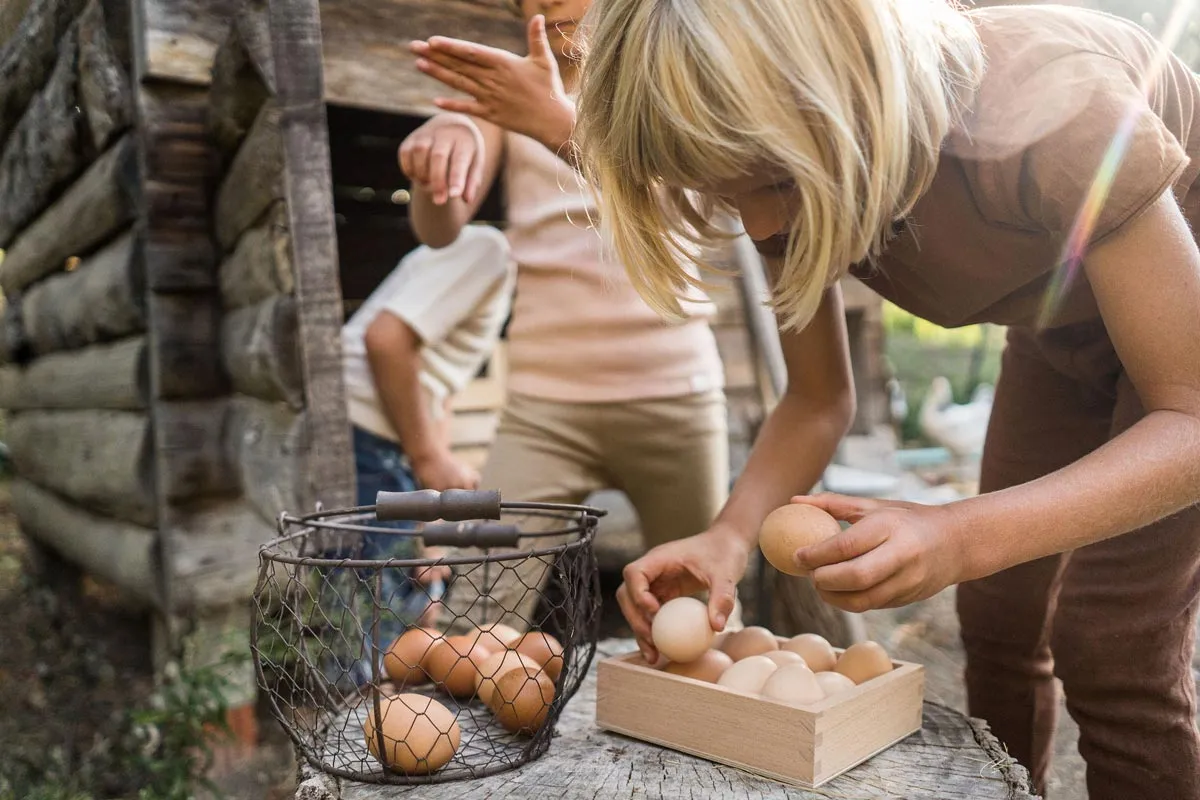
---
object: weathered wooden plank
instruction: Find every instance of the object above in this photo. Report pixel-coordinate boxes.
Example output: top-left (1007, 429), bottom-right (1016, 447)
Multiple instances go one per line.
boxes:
top-left (147, 292), bottom-right (226, 399)
top-left (139, 81), bottom-right (216, 186)
top-left (215, 100), bottom-right (283, 251)
top-left (223, 394), bottom-right (305, 525)
top-left (20, 230), bottom-right (144, 355)
top-left (219, 293), bottom-right (302, 408)
top-left (296, 639), bottom-right (1037, 800)
top-left (11, 477), bottom-right (158, 607)
top-left (0, 25), bottom-right (81, 247)
top-left (139, 0), bottom-right (518, 115)
top-left (268, 0), bottom-right (355, 511)
top-left (0, 0), bottom-right (87, 145)
top-left (77, 0), bottom-right (132, 151)
top-left (209, 3), bottom-right (274, 164)
top-left (156, 399), bottom-right (240, 501)
top-left (0, 335), bottom-right (147, 410)
top-left (170, 498), bottom-right (277, 610)
top-left (142, 230), bottom-right (217, 292)
top-left (0, 0), bottom-right (34, 48)
top-left (219, 201), bottom-right (293, 309)
top-left (7, 408), bottom-right (155, 526)
top-left (0, 134), bottom-right (138, 295)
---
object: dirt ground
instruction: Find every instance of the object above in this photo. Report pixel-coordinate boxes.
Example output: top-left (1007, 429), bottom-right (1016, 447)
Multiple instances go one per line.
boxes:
top-left (3, 478), bottom-right (1198, 800)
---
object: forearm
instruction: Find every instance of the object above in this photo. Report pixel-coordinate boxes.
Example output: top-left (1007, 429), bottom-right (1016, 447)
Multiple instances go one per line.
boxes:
top-left (367, 349), bottom-right (446, 465)
top-left (531, 99), bottom-right (578, 168)
top-left (409, 189), bottom-right (475, 249)
top-left (712, 392), bottom-right (853, 549)
top-left (956, 408), bottom-right (1200, 579)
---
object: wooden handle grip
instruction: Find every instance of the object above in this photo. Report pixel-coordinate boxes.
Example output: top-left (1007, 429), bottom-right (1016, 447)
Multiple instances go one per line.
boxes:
top-left (374, 489), bottom-right (501, 522)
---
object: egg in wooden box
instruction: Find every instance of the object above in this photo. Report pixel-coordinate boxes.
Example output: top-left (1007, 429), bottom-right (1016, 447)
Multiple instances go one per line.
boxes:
top-left (595, 634), bottom-right (924, 788)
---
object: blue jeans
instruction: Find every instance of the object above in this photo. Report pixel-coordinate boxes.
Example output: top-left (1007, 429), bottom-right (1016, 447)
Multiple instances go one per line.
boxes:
top-left (319, 427), bottom-right (446, 687)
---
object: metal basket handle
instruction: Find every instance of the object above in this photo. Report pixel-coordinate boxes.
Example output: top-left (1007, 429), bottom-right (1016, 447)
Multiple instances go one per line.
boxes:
top-left (375, 488), bottom-right (501, 522)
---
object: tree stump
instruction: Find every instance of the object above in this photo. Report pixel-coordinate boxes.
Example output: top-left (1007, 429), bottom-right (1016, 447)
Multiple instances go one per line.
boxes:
top-left (290, 639), bottom-right (1038, 800)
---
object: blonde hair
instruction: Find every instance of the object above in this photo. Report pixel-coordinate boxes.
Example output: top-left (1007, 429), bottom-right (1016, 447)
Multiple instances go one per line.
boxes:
top-left (575, 0), bottom-right (984, 331)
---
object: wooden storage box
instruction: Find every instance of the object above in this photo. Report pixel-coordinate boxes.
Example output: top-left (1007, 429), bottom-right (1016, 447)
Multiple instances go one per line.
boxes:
top-left (595, 642), bottom-right (925, 788)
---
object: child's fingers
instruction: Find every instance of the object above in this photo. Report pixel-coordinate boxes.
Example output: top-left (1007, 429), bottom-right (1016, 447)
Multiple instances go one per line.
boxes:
top-left (426, 138), bottom-right (456, 204)
top-left (446, 144), bottom-right (475, 201)
top-left (795, 523), bottom-right (888, 572)
top-left (415, 57), bottom-right (484, 98)
top-left (527, 15), bottom-right (554, 63)
top-left (433, 97), bottom-right (489, 119)
top-left (426, 35), bottom-right (508, 68)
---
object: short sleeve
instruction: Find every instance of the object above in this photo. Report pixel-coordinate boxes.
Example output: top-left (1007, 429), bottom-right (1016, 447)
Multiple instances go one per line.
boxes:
top-left (1013, 55), bottom-right (1188, 242)
top-left (378, 226), bottom-right (513, 344)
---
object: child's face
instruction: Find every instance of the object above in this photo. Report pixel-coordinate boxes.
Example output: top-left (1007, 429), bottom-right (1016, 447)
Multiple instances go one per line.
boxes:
top-left (518, 0), bottom-right (591, 60)
top-left (708, 166), bottom-right (801, 246)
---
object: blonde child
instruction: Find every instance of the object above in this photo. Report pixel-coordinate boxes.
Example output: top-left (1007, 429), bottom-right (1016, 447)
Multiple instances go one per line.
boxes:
top-left (533, 1), bottom-right (1200, 798)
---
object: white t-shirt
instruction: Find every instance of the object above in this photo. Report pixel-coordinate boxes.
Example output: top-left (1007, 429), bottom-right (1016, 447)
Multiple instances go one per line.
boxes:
top-left (342, 225), bottom-right (515, 444)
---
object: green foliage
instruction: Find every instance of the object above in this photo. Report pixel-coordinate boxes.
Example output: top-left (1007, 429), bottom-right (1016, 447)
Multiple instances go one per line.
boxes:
top-left (0, 653), bottom-right (245, 800)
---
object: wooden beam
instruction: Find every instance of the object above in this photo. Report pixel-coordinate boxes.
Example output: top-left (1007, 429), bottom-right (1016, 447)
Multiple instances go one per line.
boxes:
top-left (209, 3), bottom-right (274, 165)
top-left (223, 395), bottom-right (305, 525)
top-left (219, 201), bottom-right (294, 310)
top-left (219, 293), bottom-right (302, 408)
top-left (0, 0), bottom-right (87, 145)
top-left (7, 408), bottom-right (156, 526)
top-left (0, 1), bottom-right (33, 48)
top-left (0, 335), bottom-right (147, 410)
top-left (215, 100), bottom-right (283, 252)
top-left (0, 26), bottom-right (82, 248)
top-left (11, 477), bottom-right (159, 607)
top-left (77, 0), bottom-right (133, 151)
top-left (0, 134), bottom-right (139, 295)
top-left (147, 292), bottom-right (226, 399)
top-left (169, 498), bottom-right (277, 610)
top-left (138, 0), bottom-right (521, 116)
top-left (155, 399), bottom-right (240, 501)
top-left (268, 0), bottom-right (355, 511)
top-left (20, 230), bottom-right (144, 356)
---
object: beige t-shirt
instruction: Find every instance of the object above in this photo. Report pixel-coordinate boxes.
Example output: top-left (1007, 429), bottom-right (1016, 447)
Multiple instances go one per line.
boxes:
top-left (342, 225), bottom-right (516, 443)
top-left (501, 131), bottom-right (726, 403)
top-left (848, 5), bottom-right (1200, 331)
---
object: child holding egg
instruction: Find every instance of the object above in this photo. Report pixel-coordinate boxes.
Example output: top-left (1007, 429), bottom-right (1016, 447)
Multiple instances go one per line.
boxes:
top-left (565, 2), bottom-right (1200, 799)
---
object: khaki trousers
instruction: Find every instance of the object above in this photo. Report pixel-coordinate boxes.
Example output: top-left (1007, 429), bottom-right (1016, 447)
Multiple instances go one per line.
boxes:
top-left (442, 389), bottom-right (730, 633)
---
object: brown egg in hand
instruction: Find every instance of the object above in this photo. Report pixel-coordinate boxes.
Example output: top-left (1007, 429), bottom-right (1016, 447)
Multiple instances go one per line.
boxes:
top-left (383, 627), bottom-right (442, 686)
top-left (363, 693), bottom-right (461, 774)
top-left (758, 504), bottom-right (842, 576)
top-left (488, 666), bottom-right (556, 735)
top-left (834, 641), bottom-right (894, 685)
top-left (513, 631), bottom-right (565, 681)
top-left (662, 648), bottom-right (734, 683)
top-left (425, 634), bottom-right (490, 698)
top-left (719, 626), bottom-right (779, 662)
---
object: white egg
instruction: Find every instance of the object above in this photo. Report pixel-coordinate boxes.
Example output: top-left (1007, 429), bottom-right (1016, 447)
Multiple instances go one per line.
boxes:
top-left (716, 655), bottom-right (778, 694)
top-left (761, 663), bottom-right (825, 706)
top-left (651, 597), bottom-right (714, 664)
top-left (814, 671), bottom-right (857, 698)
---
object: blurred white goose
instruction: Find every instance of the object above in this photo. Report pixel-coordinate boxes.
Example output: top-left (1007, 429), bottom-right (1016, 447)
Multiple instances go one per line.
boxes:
top-left (918, 376), bottom-right (993, 459)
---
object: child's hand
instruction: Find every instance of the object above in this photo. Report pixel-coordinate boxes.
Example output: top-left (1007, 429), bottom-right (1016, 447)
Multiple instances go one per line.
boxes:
top-left (411, 449), bottom-right (481, 493)
top-left (790, 494), bottom-right (966, 612)
top-left (398, 113), bottom-right (485, 205)
top-left (616, 528), bottom-right (751, 662)
top-left (409, 16), bottom-right (574, 152)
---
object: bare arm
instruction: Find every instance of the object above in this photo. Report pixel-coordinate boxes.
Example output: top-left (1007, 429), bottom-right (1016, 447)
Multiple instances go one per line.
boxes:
top-left (400, 113), bottom-right (505, 248)
top-left (363, 312), bottom-right (479, 491)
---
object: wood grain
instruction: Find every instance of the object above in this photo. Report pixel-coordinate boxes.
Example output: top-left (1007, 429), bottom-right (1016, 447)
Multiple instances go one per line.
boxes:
top-left (154, 399), bottom-right (241, 501)
top-left (297, 639), bottom-right (1037, 800)
top-left (147, 292), bottom-right (226, 400)
top-left (0, 335), bottom-right (147, 410)
top-left (223, 394), bottom-right (306, 525)
top-left (170, 499), bottom-right (277, 610)
top-left (208, 2), bottom-right (273, 163)
top-left (266, 0), bottom-right (354, 511)
top-left (0, 134), bottom-right (138, 295)
top-left (20, 229), bottom-right (144, 356)
top-left (77, 0), bottom-right (133, 151)
top-left (218, 201), bottom-right (294, 309)
top-left (219, 292), bottom-right (303, 408)
top-left (12, 477), bottom-right (158, 606)
top-left (7, 408), bottom-right (155, 526)
top-left (0, 0), bottom-right (87, 145)
top-left (214, 100), bottom-right (283, 251)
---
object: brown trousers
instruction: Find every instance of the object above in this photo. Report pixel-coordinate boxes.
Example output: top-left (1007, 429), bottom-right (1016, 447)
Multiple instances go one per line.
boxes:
top-left (440, 389), bottom-right (732, 633)
top-left (957, 324), bottom-right (1200, 800)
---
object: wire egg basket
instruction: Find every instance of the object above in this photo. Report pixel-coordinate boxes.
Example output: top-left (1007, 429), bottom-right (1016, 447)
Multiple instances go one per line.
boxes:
top-left (250, 489), bottom-right (603, 784)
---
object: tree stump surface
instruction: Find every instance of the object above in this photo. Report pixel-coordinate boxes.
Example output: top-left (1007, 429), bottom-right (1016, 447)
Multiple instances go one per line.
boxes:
top-left (292, 639), bottom-right (1038, 800)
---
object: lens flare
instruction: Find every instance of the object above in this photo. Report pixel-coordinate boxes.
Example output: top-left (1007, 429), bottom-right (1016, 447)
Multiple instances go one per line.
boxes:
top-left (1037, 0), bottom-right (1197, 328)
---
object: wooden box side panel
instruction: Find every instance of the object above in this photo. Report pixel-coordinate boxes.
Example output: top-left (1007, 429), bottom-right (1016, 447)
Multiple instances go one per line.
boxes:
top-left (812, 663), bottom-right (924, 785)
top-left (597, 657), bottom-right (817, 785)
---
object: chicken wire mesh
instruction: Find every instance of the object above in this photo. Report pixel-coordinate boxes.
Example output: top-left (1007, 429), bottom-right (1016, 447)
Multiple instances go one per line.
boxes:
top-left (251, 489), bottom-right (603, 784)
